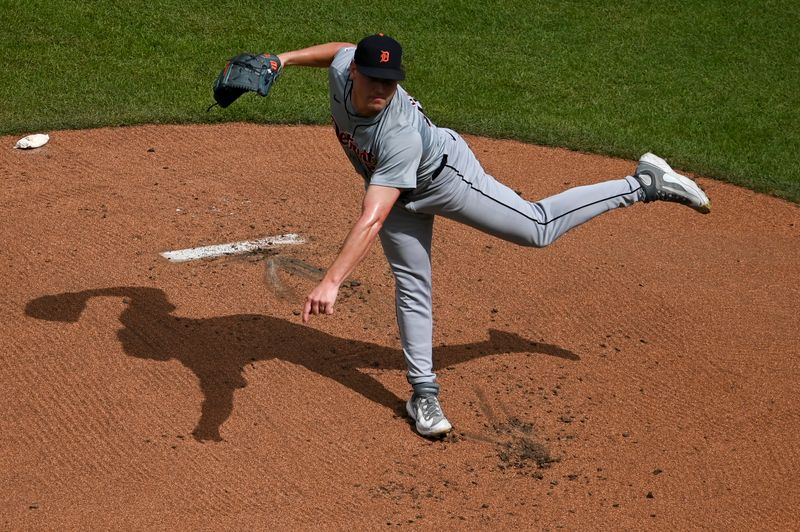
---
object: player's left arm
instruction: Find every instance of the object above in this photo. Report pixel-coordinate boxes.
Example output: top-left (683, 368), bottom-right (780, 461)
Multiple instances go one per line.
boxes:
top-left (277, 42), bottom-right (355, 69)
top-left (302, 185), bottom-right (401, 323)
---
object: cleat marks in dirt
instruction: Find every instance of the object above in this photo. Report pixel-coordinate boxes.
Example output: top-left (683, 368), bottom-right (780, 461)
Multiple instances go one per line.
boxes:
top-left (468, 386), bottom-right (559, 475)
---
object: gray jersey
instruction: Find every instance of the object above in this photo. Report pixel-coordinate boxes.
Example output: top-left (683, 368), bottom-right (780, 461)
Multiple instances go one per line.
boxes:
top-left (328, 47), bottom-right (446, 190)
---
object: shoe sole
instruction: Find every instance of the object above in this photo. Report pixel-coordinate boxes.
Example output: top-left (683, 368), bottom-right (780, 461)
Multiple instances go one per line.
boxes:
top-left (640, 153), bottom-right (711, 214)
top-left (406, 400), bottom-right (453, 437)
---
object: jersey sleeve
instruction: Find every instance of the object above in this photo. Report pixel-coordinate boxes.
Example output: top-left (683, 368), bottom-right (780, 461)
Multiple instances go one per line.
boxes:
top-left (369, 130), bottom-right (422, 189)
top-left (330, 47), bottom-right (355, 73)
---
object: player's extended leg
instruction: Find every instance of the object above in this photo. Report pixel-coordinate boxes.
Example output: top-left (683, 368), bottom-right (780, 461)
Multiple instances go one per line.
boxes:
top-left (437, 172), bottom-right (640, 248)
top-left (404, 131), bottom-right (637, 246)
top-left (404, 131), bottom-right (706, 247)
top-left (378, 204), bottom-right (452, 437)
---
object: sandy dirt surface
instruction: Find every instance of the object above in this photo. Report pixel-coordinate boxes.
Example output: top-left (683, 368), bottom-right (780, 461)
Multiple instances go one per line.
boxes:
top-left (1, 124), bottom-right (798, 529)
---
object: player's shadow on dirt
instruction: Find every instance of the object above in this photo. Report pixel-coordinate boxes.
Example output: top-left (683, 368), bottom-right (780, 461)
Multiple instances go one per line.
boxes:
top-left (25, 287), bottom-right (578, 442)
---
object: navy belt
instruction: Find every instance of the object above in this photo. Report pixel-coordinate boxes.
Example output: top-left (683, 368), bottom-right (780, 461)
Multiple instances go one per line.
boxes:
top-left (431, 154), bottom-right (448, 180)
top-left (399, 154), bottom-right (449, 203)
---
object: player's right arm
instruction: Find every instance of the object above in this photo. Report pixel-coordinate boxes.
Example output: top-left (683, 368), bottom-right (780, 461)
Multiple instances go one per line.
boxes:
top-left (277, 42), bottom-right (354, 68)
top-left (302, 184), bottom-right (401, 323)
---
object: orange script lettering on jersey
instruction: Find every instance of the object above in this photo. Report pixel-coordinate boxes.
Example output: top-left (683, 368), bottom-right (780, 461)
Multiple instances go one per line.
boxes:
top-left (334, 122), bottom-right (377, 173)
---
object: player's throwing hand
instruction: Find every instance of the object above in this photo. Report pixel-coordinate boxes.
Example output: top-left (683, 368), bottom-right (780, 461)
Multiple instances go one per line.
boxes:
top-left (302, 280), bottom-right (339, 323)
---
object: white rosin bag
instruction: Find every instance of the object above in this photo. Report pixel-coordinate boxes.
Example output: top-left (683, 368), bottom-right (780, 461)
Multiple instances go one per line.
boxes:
top-left (15, 133), bottom-right (50, 149)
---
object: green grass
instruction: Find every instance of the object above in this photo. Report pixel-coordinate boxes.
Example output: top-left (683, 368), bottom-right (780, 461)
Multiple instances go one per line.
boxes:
top-left (1, 0), bottom-right (798, 201)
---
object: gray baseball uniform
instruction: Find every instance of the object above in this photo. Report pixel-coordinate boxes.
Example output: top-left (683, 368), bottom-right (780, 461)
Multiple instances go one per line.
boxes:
top-left (329, 47), bottom-right (642, 390)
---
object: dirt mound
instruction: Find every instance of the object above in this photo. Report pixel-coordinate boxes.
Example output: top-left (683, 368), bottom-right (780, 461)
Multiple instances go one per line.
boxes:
top-left (1, 124), bottom-right (798, 528)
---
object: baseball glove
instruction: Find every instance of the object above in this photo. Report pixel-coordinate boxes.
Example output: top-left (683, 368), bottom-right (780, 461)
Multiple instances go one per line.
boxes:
top-left (210, 53), bottom-right (282, 109)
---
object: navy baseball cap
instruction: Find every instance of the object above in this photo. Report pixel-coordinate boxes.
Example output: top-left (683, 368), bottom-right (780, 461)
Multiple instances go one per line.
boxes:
top-left (354, 34), bottom-right (405, 81)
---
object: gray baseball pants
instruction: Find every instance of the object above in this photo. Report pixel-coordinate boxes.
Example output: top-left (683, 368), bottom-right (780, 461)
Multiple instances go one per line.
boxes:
top-left (378, 129), bottom-right (642, 389)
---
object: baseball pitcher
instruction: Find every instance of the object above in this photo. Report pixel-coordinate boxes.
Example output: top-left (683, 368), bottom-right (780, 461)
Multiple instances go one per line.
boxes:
top-left (212, 34), bottom-right (711, 437)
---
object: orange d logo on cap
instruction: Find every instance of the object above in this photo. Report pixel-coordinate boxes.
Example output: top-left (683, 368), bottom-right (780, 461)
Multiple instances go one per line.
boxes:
top-left (379, 50), bottom-right (390, 63)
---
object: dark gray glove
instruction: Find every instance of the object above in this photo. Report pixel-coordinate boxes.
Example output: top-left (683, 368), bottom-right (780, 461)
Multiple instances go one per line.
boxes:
top-left (211, 53), bottom-right (282, 109)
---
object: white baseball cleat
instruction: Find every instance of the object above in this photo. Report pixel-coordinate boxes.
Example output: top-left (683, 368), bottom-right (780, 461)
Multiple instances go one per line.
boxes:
top-left (406, 393), bottom-right (452, 437)
top-left (634, 152), bottom-right (711, 214)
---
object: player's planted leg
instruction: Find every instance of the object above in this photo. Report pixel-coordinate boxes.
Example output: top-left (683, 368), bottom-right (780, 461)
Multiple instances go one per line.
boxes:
top-left (378, 206), bottom-right (453, 437)
top-left (633, 153), bottom-right (711, 213)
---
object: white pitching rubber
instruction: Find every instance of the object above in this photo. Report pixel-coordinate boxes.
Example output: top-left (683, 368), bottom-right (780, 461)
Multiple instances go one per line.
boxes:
top-left (160, 233), bottom-right (305, 263)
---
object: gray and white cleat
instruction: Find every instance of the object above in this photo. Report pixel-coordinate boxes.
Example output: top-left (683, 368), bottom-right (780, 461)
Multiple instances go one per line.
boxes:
top-left (406, 393), bottom-right (452, 437)
top-left (634, 152), bottom-right (711, 214)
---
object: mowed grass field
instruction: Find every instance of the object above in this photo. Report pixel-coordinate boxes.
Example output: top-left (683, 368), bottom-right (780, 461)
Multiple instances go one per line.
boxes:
top-left (1, 0), bottom-right (798, 201)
